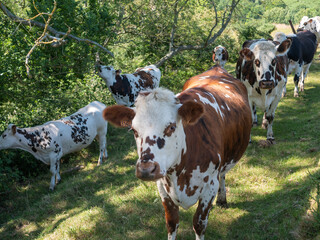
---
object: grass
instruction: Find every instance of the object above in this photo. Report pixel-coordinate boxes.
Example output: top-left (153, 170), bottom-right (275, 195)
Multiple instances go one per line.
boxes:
top-left (1, 28), bottom-right (320, 240)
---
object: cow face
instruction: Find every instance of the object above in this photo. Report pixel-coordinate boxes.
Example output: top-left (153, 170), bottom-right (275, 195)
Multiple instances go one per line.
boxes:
top-left (240, 40), bottom-right (291, 89)
top-left (212, 46), bottom-right (228, 64)
top-left (297, 17), bottom-right (317, 32)
top-left (103, 88), bottom-right (203, 181)
top-left (0, 124), bottom-right (17, 150)
top-left (95, 63), bottom-right (122, 83)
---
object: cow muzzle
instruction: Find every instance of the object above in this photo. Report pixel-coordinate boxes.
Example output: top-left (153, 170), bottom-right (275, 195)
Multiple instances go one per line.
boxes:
top-left (136, 161), bottom-right (162, 181)
top-left (259, 80), bottom-right (275, 89)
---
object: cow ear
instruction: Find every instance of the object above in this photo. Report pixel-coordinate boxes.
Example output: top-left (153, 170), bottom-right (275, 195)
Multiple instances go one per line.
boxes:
top-left (276, 39), bottom-right (291, 56)
top-left (103, 105), bottom-right (135, 128)
top-left (8, 124), bottom-right (16, 135)
top-left (115, 69), bottom-right (122, 75)
top-left (224, 49), bottom-right (229, 60)
top-left (239, 48), bottom-right (254, 61)
top-left (178, 101), bottom-right (204, 125)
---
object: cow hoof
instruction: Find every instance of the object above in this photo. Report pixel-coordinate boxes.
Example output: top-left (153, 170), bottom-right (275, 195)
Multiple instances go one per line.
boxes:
top-left (294, 92), bottom-right (299, 97)
top-left (267, 138), bottom-right (276, 145)
top-left (216, 201), bottom-right (229, 208)
top-left (252, 121), bottom-right (258, 127)
top-left (281, 92), bottom-right (286, 98)
top-left (49, 187), bottom-right (54, 191)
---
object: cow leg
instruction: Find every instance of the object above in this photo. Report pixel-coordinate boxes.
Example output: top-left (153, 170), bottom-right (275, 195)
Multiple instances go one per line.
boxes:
top-left (282, 83), bottom-right (287, 97)
top-left (261, 112), bottom-right (268, 129)
top-left (216, 174), bottom-right (227, 208)
top-left (252, 104), bottom-right (258, 126)
top-left (299, 63), bottom-right (311, 92)
top-left (97, 131), bottom-right (108, 166)
top-left (49, 156), bottom-right (60, 191)
top-left (193, 181), bottom-right (219, 240)
top-left (157, 181), bottom-right (179, 240)
top-left (293, 64), bottom-right (303, 97)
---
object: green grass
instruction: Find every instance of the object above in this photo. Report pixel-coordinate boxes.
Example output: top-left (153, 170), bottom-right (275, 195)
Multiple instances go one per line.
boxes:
top-left (1, 51), bottom-right (320, 240)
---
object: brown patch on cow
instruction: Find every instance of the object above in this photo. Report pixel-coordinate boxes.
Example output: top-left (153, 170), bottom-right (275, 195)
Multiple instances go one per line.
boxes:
top-left (146, 136), bottom-right (156, 146)
top-left (178, 101), bottom-right (204, 125)
top-left (240, 48), bottom-right (254, 61)
top-left (103, 105), bottom-right (135, 128)
top-left (141, 147), bottom-right (154, 161)
top-left (162, 197), bottom-right (179, 235)
top-left (222, 48), bottom-right (229, 61)
top-left (203, 176), bottom-right (209, 182)
top-left (164, 122), bottom-right (176, 137)
top-left (134, 71), bottom-right (154, 89)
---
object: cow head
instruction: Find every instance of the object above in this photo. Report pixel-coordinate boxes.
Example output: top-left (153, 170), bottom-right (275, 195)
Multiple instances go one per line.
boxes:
top-left (297, 16), bottom-right (314, 32)
top-left (0, 124), bottom-right (17, 150)
top-left (103, 88), bottom-right (204, 181)
top-left (212, 45), bottom-right (228, 64)
top-left (239, 39), bottom-right (291, 89)
top-left (95, 62), bottom-right (122, 84)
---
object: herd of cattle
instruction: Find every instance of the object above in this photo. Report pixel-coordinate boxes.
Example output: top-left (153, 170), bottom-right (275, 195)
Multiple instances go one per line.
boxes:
top-left (1, 16), bottom-right (320, 240)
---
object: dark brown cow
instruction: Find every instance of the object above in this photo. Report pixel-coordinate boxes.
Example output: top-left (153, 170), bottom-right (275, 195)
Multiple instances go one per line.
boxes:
top-left (103, 65), bottom-right (252, 240)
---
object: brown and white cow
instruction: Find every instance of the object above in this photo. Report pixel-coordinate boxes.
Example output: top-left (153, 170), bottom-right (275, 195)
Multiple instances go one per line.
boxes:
top-left (96, 63), bottom-right (161, 107)
top-left (297, 16), bottom-right (320, 43)
top-left (212, 45), bottom-right (229, 68)
top-left (236, 39), bottom-right (291, 143)
top-left (103, 65), bottom-right (252, 240)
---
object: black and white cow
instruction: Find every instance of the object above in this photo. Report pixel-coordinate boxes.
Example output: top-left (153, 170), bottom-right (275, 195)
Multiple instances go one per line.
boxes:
top-left (236, 39), bottom-right (291, 143)
top-left (212, 45), bottom-right (229, 68)
top-left (0, 101), bottom-right (108, 190)
top-left (96, 63), bottom-right (161, 107)
top-left (273, 31), bottom-right (317, 97)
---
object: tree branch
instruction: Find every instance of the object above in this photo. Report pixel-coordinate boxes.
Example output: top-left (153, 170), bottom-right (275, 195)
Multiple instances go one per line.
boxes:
top-left (155, 0), bottom-right (240, 67)
top-left (0, 1), bottom-right (114, 57)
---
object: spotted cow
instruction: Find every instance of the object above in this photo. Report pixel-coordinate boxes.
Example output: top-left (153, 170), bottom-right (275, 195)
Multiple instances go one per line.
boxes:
top-left (236, 39), bottom-right (291, 143)
top-left (103, 65), bottom-right (252, 240)
top-left (297, 16), bottom-right (320, 43)
top-left (212, 45), bottom-right (229, 68)
top-left (0, 101), bottom-right (108, 190)
top-left (273, 31), bottom-right (317, 97)
top-left (96, 63), bottom-right (161, 107)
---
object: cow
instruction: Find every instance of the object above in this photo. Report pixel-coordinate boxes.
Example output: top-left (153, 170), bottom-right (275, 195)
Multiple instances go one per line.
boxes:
top-left (103, 65), bottom-right (252, 240)
top-left (236, 39), bottom-right (291, 143)
top-left (0, 101), bottom-right (108, 191)
top-left (297, 16), bottom-right (320, 43)
top-left (96, 63), bottom-right (161, 107)
top-left (212, 45), bottom-right (229, 68)
top-left (273, 31), bottom-right (317, 97)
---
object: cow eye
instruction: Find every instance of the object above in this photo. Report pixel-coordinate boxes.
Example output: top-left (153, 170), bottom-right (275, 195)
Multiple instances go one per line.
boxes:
top-left (164, 123), bottom-right (176, 137)
top-left (255, 59), bottom-right (260, 67)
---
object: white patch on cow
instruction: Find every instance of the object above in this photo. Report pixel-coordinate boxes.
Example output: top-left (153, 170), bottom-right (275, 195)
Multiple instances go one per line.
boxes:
top-left (199, 76), bottom-right (210, 80)
top-left (225, 94), bottom-right (231, 98)
top-left (219, 81), bottom-right (225, 84)
top-left (222, 78), bottom-right (234, 83)
top-left (196, 92), bottom-right (224, 120)
top-left (160, 162), bottom-right (219, 210)
top-left (225, 86), bottom-right (230, 89)
top-left (225, 103), bottom-right (230, 111)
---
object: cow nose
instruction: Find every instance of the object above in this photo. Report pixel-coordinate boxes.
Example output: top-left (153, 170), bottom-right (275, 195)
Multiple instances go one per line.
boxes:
top-left (136, 161), bottom-right (161, 181)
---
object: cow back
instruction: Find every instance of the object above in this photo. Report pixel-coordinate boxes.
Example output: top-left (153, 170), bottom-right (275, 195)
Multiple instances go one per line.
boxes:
top-left (179, 66), bottom-right (251, 172)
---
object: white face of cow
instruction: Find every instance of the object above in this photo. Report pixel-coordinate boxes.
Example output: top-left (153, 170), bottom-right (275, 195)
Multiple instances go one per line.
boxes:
top-left (96, 64), bottom-right (120, 84)
top-left (213, 46), bottom-right (224, 62)
top-left (103, 88), bottom-right (204, 181)
top-left (132, 89), bottom-right (187, 180)
top-left (240, 40), bottom-right (291, 89)
top-left (0, 124), bottom-right (17, 150)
